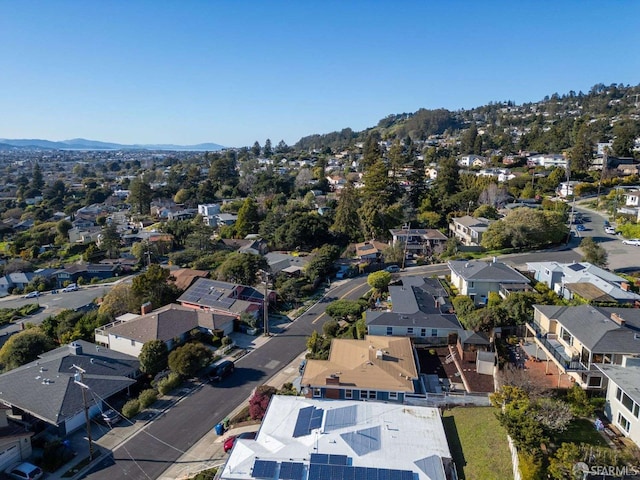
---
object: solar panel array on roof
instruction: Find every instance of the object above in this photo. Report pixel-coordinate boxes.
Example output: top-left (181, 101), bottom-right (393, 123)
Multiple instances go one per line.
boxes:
top-left (308, 464), bottom-right (414, 480)
top-left (324, 405), bottom-right (357, 431)
top-left (567, 263), bottom-right (586, 272)
top-left (292, 406), bottom-right (324, 437)
top-left (293, 406), bottom-right (314, 437)
top-left (253, 459), bottom-right (278, 478)
top-left (309, 453), bottom-right (348, 465)
top-left (279, 461), bottom-right (304, 480)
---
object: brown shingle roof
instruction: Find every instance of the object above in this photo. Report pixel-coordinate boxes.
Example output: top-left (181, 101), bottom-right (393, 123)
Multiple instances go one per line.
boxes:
top-left (302, 336), bottom-right (418, 392)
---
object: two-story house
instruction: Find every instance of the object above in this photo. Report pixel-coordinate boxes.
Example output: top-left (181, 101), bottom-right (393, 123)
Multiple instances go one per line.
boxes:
top-left (388, 228), bottom-right (447, 257)
top-left (527, 305), bottom-right (640, 389)
top-left (366, 276), bottom-right (463, 343)
top-left (449, 216), bottom-right (492, 247)
top-left (448, 259), bottom-right (530, 305)
top-left (301, 335), bottom-right (420, 403)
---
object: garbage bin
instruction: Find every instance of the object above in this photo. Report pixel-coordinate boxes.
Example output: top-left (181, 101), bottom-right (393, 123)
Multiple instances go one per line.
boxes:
top-left (215, 423), bottom-right (224, 435)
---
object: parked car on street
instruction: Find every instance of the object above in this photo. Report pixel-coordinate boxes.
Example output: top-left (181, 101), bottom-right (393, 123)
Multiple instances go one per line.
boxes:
top-left (62, 283), bottom-right (78, 292)
top-left (622, 238), bottom-right (640, 246)
top-left (223, 431), bottom-right (257, 453)
top-left (385, 265), bottom-right (400, 273)
top-left (5, 462), bottom-right (43, 480)
top-left (209, 360), bottom-right (235, 382)
top-left (23, 291), bottom-right (40, 299)
top-left (605, 226), bottom-right (617, 234)
top-left (576, 224), bottom-right (586, 232)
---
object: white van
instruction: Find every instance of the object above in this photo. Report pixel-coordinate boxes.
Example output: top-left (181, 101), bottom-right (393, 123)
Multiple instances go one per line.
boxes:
top-left (62, 283), bottom-right (78, 292)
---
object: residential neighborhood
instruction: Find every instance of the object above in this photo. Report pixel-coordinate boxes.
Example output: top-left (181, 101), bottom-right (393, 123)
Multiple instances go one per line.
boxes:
top-left (0, 82), bottom-right (639, 480)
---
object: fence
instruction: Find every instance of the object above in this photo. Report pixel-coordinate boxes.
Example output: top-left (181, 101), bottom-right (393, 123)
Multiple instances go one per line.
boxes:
top-left (404, 392), bottom-right (491, 407)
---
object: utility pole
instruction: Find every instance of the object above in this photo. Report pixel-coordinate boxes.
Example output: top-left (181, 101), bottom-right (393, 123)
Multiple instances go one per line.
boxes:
top-left (258, 270), bottom-right (270, 337)
top-left (401, 223), bottom-right (410, 271)
top-left (72, 364), bottom-right (94, 461)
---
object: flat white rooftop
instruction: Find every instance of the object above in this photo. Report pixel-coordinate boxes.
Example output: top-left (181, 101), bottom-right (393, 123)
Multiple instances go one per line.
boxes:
top-left (221, 395), bottom-right (455, 480)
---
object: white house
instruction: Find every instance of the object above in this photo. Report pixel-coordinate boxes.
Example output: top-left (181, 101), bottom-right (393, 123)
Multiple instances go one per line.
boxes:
top-left (220, 395), bottom-right (457, 480)
top-left (448, 259), bottom-right (530, 305)
top-left (597, 358), bottom-right (640, 448)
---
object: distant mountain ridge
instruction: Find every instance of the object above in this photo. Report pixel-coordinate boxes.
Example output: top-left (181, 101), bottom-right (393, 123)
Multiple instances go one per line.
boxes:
top-left (0, 137), bottom-right (225, 151)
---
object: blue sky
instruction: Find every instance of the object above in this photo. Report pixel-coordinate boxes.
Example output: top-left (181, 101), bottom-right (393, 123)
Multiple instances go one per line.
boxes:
top-left (1, 1), bottom-right (638, 148)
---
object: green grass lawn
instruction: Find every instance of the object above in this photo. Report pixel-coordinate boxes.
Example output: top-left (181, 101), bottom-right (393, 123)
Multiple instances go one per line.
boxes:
top-left (552, 418), bottom-right (608, 447)
top-left (442, 407), bottom-right (513, 480)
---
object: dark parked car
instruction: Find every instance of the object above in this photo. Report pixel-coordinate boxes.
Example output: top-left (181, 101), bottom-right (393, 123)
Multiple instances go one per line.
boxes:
top-left (223, 431), bottom-right (257, 453)
top-left (101, 409), bottom-right (121, 426)
top-left (209, 360), bottom-right (235, 382)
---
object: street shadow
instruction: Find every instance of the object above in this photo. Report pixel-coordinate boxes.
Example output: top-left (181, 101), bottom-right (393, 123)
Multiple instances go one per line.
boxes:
top-left (207, 367), bottom-right (267, 389)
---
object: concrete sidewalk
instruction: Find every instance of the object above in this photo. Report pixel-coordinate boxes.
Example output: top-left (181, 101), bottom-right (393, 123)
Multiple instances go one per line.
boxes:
top-left (158, 351), bottom-right (307, 480)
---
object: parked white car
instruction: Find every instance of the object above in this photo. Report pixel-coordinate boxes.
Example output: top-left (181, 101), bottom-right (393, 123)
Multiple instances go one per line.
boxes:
top-left (62, 283), bottom-right (78, 292)
top-left (604, 226), bottom-right (617, 234)
top-left (622, 238), bottom-right (640, 246)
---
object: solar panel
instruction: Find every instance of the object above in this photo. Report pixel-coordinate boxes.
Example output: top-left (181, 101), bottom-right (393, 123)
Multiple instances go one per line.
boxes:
top-left (401, 471), bottom-right (413, 480)
top-left (290, 462), bottom-right (304, 480)
top-left (309, 407), bottom-right (324, 431)
top-left (308, 464), bottom-right (321, 480)
top-left (253, 459), bottom-right (278, 478)
top-left (388, 470), bottom-right (402, 480)
top-left (293, 407), bottom-right (314, 437)
top-left (325, 405), bottom-right (357, 431)
top-left (319, 464), bottom-right (332, 480)
top-left (342, 466), bottom-right (355, 480)
top-left (367, 468), bottom-right (379, 480)
top-left (377, 469), bottom-right (391, 480)
top-left (354, 466), bottom-right (368, 480)
top-left (310, 453), bottom-right (329, 464)
top-left (328, 455), bottom-right (348, 465)
top-left (330, 465), bottom-right (345, 480)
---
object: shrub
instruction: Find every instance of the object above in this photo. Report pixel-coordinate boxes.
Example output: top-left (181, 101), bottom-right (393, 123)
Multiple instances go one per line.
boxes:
top-left (138, 388), bottom-right (158, 409)
top-left (157, 372), bottom-right (182, 395)
top-left (221, 336), bottom-right (232, 346)
top-left (122, 399), bottom-right (141, 418)
top-left (518, 452), bottom-right (545, 480)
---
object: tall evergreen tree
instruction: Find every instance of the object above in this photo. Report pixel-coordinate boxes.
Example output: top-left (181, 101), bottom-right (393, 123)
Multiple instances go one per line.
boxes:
top-left (331, 182), bottom-right (362, 242)
top-left (235, 197), bottom-right (260, 238)
top-left (128, 178), bottom-right (152, 214)
top-left (360, 131), bottom-right (382, 170)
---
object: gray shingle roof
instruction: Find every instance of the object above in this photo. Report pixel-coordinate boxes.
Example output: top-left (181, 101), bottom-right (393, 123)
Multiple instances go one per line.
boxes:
top-left (448, 260), bottom-right (529, 283)
top-left (0, 340), bottom-right (138, 426)
top-left (535, 304), bottom-right (640, 353)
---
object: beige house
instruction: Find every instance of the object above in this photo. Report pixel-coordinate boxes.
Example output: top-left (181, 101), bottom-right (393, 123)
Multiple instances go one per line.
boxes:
top-left (0, 406), bottom-right (34, 472)
top-left (527, 305), bottom-right (640, 389)
top-left (95, 304), bottom-right (235, 357)
top-left (301, 335), bottom-right (419, 403)
top-left (449, 216), bottom-right (492, 247)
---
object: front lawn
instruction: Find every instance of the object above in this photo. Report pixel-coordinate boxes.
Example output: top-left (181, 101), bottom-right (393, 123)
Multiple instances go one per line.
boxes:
top-left (442, 407), bottom-right (512, 480)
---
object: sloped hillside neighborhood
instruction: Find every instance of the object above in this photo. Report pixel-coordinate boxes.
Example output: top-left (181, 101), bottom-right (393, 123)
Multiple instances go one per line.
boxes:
top-left (0, 84), bottom-right (640, 479)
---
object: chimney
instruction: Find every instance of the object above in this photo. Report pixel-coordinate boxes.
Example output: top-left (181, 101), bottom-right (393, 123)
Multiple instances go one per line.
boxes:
top-left (141, 302), bottom-right (153, 315)
top-left (611, 312), bottom-right (626, 326)
top-left (69, 342), bottom-right (82, 355)
top-left (621, 282), bottom-right (630, 292)
top-left (326, 375), bottom-right (340, 385)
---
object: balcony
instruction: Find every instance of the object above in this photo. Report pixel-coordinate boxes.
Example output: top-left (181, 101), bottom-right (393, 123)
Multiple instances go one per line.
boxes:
top-left (527, 322), bottom-right (587, 371)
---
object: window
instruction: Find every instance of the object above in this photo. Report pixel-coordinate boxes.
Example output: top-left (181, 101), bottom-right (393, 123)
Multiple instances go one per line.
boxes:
top-left (389, 392), bottom-right (398, 400)
top-left (386, 327), bottom-right (393, 336)
top-left (587, 376), bottom-right (602, 388)
top-left (345, 389), bottom-right (353, 400)
top-left (360, 390), bottom-right (376, 400)
top-left (469, 282), bottom-right (474, 288)
top-left (431, 329), bottom-right (438, 337)
top-left (617, 388), bottom-right (640, 418)
top-left (618, 412), bottom-right (631, 433)
top-left (560, 327), bottom-right (573, 346)
top-left (421, 328), bottom-right (426, 337)
top-left (407, 327), bottom-right (414, 335)
top-left (313, 388), bottom-right (321, 398)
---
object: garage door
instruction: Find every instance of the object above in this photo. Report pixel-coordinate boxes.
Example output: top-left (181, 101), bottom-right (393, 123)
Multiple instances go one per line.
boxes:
top-left (0, 444), bottom-right (19, 471)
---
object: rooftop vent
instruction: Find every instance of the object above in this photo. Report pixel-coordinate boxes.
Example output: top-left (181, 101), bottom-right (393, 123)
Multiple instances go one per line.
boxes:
top-left (376, 349), bottom-right (384, 360)
top-left (611, 313), bottom-right (626, 326)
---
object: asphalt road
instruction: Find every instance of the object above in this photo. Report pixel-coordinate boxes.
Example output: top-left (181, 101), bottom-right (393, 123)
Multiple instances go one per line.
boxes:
top-left (0, 285), bottom-right (112, 346)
